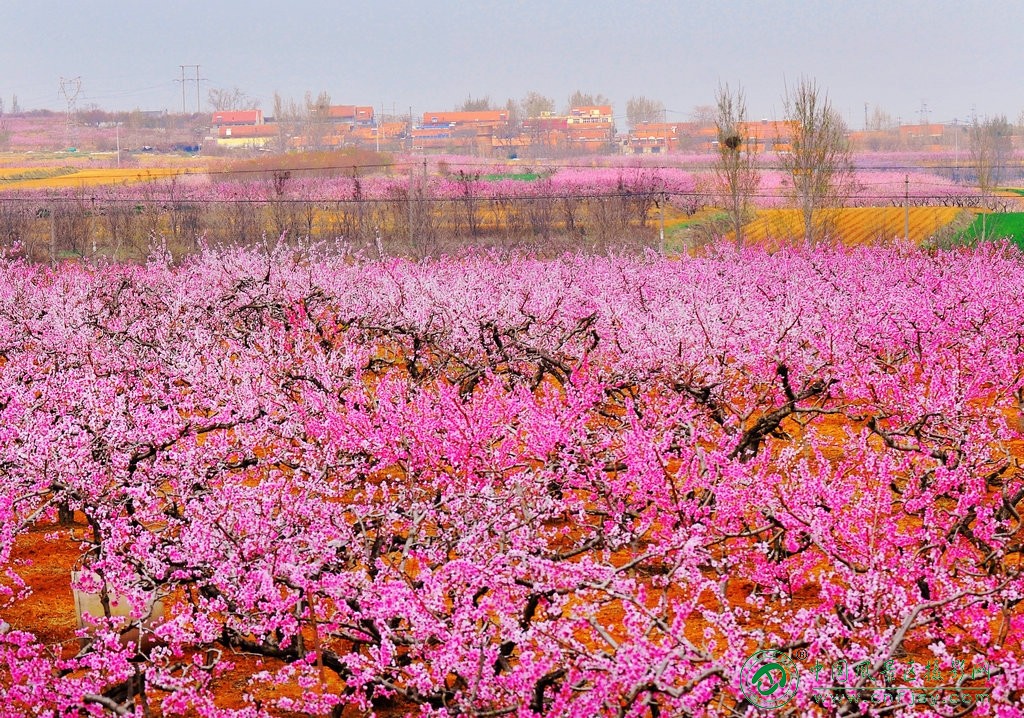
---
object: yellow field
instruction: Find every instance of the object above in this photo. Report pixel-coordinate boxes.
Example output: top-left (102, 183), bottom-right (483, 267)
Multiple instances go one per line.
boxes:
top-left (739, 207), bottom-right (968, 246)
top-left (0, 166), bottom-right (195, 190)
top-left (0, 167), bottom-right (77, 182)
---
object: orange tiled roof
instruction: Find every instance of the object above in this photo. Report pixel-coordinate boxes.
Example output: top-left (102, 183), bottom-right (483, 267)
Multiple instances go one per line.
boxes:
top-left (218, 123), bottom-right (277, 138)
top-left (212, 110), bottom-right (263, 126)
top-left (327, 105), bottom-right (374, 121)
top-left (570, 105), bottom-right (613, 117)
top-left (422, 110), bottom-right (509, 125)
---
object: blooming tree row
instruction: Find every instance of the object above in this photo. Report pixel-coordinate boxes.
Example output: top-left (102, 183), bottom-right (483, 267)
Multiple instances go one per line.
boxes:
top-left (0, 165), bottom-right (987, 209)
top-left (1, 165), bottom-right (998, 262)
top-left (0, 242), bottom-right (1023, 716)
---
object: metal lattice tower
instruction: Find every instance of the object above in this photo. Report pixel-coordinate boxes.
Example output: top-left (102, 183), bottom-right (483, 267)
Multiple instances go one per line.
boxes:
top-left (59, 76), bottom-right (82, 150)
top-left (177, 65), bottom-right (203, 114)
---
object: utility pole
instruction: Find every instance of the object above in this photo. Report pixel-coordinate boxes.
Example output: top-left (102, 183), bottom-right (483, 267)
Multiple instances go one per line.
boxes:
top-left (953, 118), bottom-right (959, 182)
top-left (408, 164), bottom-right (414, 246)
top-left (178, 65), bottom-right (187, 115)
top-left (659, 191), bottom-right (666, 255)
top-left (904, 174), bottom-right (910, 240)
top-left (663, 107), bottom-right (668, 154)
top-left (50, 208), bottom-right (56, 266)
top-left (178, 65), bottom-right (201, 114)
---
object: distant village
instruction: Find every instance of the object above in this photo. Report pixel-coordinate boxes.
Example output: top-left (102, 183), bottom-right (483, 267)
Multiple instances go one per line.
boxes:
top-left (211, 104), bottom-right (995, 157)
top-left (1, 98), bottom-right (1015, 158)
top-left (211, 104), bottom-right (627, 156)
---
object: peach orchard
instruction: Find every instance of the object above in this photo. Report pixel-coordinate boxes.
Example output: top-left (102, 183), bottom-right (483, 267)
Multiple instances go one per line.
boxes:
top-left (0, 241), bottom-right (1022, 716)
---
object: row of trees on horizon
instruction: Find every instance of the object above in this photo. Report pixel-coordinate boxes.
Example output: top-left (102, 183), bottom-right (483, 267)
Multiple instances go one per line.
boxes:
top-left (5, 80), bottom-right (1024, 135)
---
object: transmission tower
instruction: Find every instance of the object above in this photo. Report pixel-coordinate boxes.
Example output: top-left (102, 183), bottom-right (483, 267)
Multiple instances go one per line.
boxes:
top-left (177, 65), bottom-right (203, 114)
top-left (59, 76), bottom-right (82, 150)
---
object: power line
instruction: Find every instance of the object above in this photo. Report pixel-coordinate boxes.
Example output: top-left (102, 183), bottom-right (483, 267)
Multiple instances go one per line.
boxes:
top-left (0, 149), bottom-right (1014, 189)
top-left (80, 82), bottom-right (177, 102)
top-left (0, 158), bottom-right (1014, 190)
top-left (0, 160), bottom-right (1006, 196)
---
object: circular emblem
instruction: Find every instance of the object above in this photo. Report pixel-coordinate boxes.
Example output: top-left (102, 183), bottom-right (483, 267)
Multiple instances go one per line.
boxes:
top-left (740, 649), bottom-right (801, 709)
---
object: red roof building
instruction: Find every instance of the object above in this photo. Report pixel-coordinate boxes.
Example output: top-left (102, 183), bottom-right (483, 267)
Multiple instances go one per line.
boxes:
top-left (327, 105), bottom-right (374, 124)
top-left (211, 110), bottom-right (264, 127)
top-left (421, 110), bottom-right (509, 129)
top-left (217, 123), bottom-right (278, 138)
top-left (625, 122), bottom-right (694, 154)
top-left (568, 105), bottom-right (614, 123)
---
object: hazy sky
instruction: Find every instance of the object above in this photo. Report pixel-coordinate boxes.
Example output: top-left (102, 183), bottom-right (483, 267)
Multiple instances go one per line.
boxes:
top-left (1, 0), bottom-right (1020, 127)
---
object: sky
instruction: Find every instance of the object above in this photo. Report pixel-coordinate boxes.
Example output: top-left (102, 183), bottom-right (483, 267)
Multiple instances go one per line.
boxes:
top-left (1, 0), bottom-right (1020, 128)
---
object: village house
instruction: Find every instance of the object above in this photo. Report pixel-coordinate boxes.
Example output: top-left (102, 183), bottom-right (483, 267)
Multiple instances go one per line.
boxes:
top-left (211, 109), bottom-right (264, 127)
top-left (413, 110), bottom-right (510, 154)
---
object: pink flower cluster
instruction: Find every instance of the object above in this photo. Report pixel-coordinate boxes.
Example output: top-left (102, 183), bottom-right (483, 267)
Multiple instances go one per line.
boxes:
top-left (0, 242), bottom-right (1022, 715)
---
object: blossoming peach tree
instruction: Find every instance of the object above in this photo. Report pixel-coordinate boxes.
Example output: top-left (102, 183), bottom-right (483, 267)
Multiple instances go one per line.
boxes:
top-left (0, 242), bottom-right (1021, 716)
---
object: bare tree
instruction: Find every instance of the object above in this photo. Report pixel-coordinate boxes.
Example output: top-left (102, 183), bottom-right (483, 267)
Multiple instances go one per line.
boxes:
top-left (688, 104), bottom-right (716, 127)
top-left (866, 106), bottom-right (896, 131)
top-left (859, 106), bottom-right (899, 151)
top-left (969, 115), bottom-right (1013, 238)
top-left (271, 91), bottom-right (301, 153)
top-left (458, 95), bottom-right (492, 112)
top-left (626, 96), bottom-right (665, 129)
top-left (779, 77), bottom-right (855, 245)
top-left (566, 91), bottom-right (610, 112)
top-left (503, 98), bottom-right (522, 131)
top-left (519, 92), bottom-right (556, 158)
top-left (713, 83), bottom-right (760, 247)
top-left (302, 90), bottom-right (332, 151)
top-left (207, 87), bottom-right (259, 112)
top-left (521, 91), bottom-right (555, 118)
